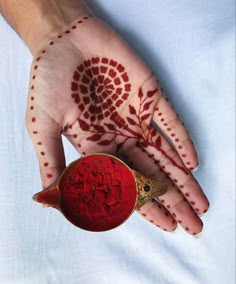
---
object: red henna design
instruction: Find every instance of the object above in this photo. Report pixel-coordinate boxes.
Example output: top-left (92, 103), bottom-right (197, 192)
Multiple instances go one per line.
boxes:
top-left (33, 131), bottom-right (38, 134)
top-left (47, 174), bottom-right (53, 178)
top-left (58, 35), bottom-right (62, 38)
top-left (41, 50), bottom-right (46, 54)
top-left (37, 142), bottom-right (42, 145)
top-left (50, 41), bottom-right (54, 45)
top-left (172, 213), bottom-right (176, 218)
top-left (44, 163), bottom-right (49, 167)
top-left (71, 57), bottom-right (130, 133)
top-left (68, 58), bottom-right (190, 174)
top-left (34, 66), bottom-right (38, 70)
top-left (30, 106), bottom-right (34, 110)
top-left (185, 193), bottom-right (190, 197)
top-left (142, 213), bottom-right (147, 217)
top-left (32, 75), bottom-right (36, 80)
top-left (178, 220), bottom-right (182, 224)
top-left (40, 152), bottom-right (45, 156)
top-left (185, 227), bottom-right (189, 231)
top-left (31, 97), bottom-right (34, 100)
top-left (150, 220), bottom-right (154, 223)
top-left (32, 118), bottom-right (36, 123)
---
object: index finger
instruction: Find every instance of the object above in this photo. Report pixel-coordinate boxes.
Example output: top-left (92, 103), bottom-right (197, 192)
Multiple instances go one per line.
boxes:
top-left (153, 89), bottom-right (198, 171)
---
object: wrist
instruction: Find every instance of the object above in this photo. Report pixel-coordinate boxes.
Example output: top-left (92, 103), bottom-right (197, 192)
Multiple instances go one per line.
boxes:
top-left (1, 0), bottom-right (91, 54)
top-left (25, 0), bottom-right (91, 54)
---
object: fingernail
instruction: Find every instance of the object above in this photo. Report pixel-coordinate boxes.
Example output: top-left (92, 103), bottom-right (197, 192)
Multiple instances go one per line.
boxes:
top-left (170, 226), bottom-right (179, 234)
top-left (191, 166), bottom-right (199, 173)
top-left (193, 232), bottom-right (202, 239)
top-left (198, 207), bottom-right (209, 216)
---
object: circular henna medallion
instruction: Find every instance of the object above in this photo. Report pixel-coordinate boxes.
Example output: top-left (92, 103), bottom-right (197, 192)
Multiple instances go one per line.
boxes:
top-left (71, 57), bottom-right (131, 123)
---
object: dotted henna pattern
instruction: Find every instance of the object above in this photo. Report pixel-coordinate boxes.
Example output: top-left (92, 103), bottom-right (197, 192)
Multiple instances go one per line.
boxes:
top-left (29, 15), bottom-right (92, 179)
top-left (29, 14), bottom-right (201, 230)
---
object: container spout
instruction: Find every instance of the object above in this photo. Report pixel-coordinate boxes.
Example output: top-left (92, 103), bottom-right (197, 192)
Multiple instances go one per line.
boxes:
top-left (32, 185), bottom-right (61, 209)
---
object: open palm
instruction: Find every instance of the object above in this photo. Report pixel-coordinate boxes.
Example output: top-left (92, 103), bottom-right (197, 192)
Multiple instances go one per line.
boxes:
top-left (26, 14), bottom-right (209, 235)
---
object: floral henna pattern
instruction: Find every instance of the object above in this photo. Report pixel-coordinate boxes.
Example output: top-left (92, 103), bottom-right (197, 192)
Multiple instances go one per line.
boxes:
top-left (70, 59), bottom-right (188, 175)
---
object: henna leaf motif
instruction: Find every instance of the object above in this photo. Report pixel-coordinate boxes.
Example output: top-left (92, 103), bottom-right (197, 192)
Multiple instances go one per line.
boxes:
top-left (155, 136), bottom-right (162, 149)
top-left (98, 140), bottom-right (113, 146)
top-left (104, 123), bottom-right (116, 131)
top-left (141, 113), bottom-right (151, 122)
top-left (129, 105), bottom-right (137, 115)
top-left (127, 117), bottom-right (137, 126)
top-left (142, 100), bottom-right (154, 112)
top-left (147, 89), bottom-right (157, 98)
top-left (87, 134), bottom-right (103, 141)
top-left (93, 125), bottom-right (105, 132)
top-left (78, 118), bottom-right (90, 131)
top-left (151, 128), bottom-right (157, 137)
top-left (138, 87), bottom-right (144, 99)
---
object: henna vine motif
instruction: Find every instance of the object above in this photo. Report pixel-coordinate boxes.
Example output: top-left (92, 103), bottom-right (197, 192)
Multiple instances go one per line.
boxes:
top-left (70, 57), bottom-right (188, 175)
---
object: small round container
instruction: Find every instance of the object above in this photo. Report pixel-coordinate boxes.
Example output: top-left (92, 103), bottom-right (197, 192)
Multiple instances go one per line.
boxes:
top-left (33, 153), bottom-right (167, 232)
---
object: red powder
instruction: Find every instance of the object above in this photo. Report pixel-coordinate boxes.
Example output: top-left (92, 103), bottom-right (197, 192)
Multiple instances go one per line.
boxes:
top-left (59, 154), bottom-right (137, 231)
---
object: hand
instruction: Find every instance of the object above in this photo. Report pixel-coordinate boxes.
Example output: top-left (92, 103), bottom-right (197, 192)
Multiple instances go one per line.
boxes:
top-left (25, 13), bottom-right (209, 235)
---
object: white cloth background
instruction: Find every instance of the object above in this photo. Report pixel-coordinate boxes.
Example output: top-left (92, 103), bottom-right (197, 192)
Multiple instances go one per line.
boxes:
top-left (0, 1), bottom-right (235, 283)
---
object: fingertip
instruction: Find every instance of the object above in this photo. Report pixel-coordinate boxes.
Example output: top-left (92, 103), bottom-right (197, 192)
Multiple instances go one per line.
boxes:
top-left (170, 224), bottom-right (179, 234)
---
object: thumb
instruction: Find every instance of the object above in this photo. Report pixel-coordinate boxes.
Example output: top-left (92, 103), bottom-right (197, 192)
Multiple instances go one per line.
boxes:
top-left (25, 106), bottom-right (66, 189)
